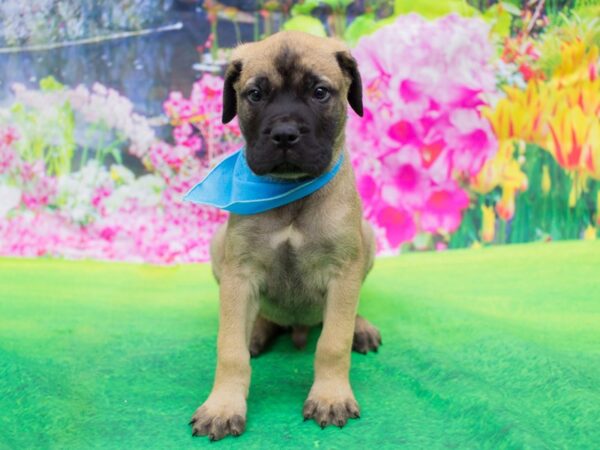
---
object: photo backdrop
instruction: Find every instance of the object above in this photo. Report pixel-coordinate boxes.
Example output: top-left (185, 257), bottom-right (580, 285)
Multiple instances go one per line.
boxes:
top-left (0, 0), bottom-right (598, 263)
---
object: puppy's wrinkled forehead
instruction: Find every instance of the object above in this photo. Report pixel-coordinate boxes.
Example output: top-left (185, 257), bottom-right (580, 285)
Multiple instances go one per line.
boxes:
top-left (232, 31), bottom-right (350, 90)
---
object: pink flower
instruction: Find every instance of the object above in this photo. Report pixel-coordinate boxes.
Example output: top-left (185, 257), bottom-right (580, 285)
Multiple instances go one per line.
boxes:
top-left (420, 184), bottom-right (470, 234)
top-left (1, 126), bottom-right (19, 146)
top-left (348, 14), bottom-right (498, 251)
top-left (376, 205), bottom-right (416, 247)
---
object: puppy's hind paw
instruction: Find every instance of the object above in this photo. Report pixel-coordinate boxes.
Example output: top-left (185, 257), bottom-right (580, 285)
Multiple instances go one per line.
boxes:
top-left (352, 315), bottom-right (382, 354)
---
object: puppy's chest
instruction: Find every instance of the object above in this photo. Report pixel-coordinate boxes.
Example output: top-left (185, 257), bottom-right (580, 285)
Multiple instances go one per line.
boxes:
top-left (257, 224), bottom-right (340, 303)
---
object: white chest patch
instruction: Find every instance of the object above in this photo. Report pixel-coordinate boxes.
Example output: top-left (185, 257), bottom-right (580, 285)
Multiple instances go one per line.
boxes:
top-left (269, 225), bottom-right (305, 249)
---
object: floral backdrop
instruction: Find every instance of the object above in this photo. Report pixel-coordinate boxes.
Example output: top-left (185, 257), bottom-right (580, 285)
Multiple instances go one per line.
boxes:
top-left (0, 0), bottom-right (599, 263)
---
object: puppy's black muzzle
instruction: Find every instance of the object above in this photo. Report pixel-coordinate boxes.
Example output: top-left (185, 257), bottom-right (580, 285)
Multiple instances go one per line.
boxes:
top-left (246, 101), bottom-right (332, 178)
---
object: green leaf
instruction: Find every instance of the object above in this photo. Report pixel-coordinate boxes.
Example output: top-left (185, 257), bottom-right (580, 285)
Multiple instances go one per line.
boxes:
top-left (484, 4), bottom-right (513, 37)
top-left (344, 14), bottom-right (378, 46)
top-left (39, 76), bottom-right (64, 92)
top-left (291, 0), bottom-right (320, 16)
top-left (394, 0), bottom-right (480, 19)
top-left (282, 15), bottom-right (327, 37)
top-left (321, 0), bottom-right (354, 10)
top-left (498, 1), bottom-right (521, 16)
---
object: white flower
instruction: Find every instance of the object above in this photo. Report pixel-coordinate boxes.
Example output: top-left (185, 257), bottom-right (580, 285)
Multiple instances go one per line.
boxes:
top-left (0, 184), bottom-right (21, 217)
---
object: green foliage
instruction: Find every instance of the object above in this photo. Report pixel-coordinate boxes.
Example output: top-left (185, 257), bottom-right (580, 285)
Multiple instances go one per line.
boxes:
top-left (344, 13), bottom-right (379, 46)
top-left (510, 146), bottom-right (599, 244)
top-left (394, 0), bottom-right (480, 19)
top-left (537, 12), bottom-right (600, 76)
top-left (321, 0), bottom-right (354, 11)
top-left (483, 2), bottom-right (521, 37)
top-left (575, 0), bottom-right (600, 6)
top-left (290, 0), bottom-right (320, 16)
top-left (40, 76), bottom-right (65, 92)
top-left (9, 77), bottom-right (75, 176)
top-left (451, 145), bottom-right (599, 248)
top-left (282, 14), bottom-right (327, 36)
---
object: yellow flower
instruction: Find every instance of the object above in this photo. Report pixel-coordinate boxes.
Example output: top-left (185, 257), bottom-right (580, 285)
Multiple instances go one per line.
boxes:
top-left (481, 205), bottom-right (495, 243)
top-left (551, 40), bottom-right (598, 90)
top-left (485, 41), bottom-right (600, 192)
top-left (541, 165), bottom-right (551, 194)
top-left (471, 139), bottom-right (527, 222)
top-left (110, 166), bottom-right (122, 182)
top-left (569, 184), bottom-right (577, 208)
top-left (546, 104), bottom-right (591, 173)
top-left (583, 225), bottom-right (597, 241)
top-left (582, 117), bottom-right (600, 179)
top-left (496, 157), bottom-right (528, 221)
top-left (471, 141), bottom-right (527, 194)
top-left (483, 82), bottom-right (546, 144)
top-left (497, 186), bottom-right (517, 221)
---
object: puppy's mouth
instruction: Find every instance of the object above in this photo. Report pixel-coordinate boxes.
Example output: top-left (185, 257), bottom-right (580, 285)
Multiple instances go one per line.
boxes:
top-left (268, 162), bottom-right (311, 180)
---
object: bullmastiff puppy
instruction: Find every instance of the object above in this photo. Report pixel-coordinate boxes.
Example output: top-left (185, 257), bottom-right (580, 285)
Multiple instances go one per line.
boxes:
top-left (190, 30), bottom-right (381, 440)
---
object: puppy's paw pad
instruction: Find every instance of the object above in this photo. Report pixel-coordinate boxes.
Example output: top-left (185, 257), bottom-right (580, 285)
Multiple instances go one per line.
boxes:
top-left (352, 321), bottom-right (382, 354)
top-left (190, 406), bottom-right (246, 440)
top-left (303, 397), bottom-right (360, 428)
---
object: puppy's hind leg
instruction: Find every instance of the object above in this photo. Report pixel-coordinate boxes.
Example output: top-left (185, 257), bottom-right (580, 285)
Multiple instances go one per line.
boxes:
top-left (352, 220), bottom-right (381, 354)
top-left (249, 315), bottom-right (285, 357)
top-left (352, 315), bottom-right (381, 354)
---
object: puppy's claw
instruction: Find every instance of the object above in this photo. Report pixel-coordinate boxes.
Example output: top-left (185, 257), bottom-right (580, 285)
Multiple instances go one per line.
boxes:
top-left (303, 397), bottom-right (360, 429)
top-left (190, 405), bottom-right (246, 440)
top-left (229, 415), bottom-right (246, 437)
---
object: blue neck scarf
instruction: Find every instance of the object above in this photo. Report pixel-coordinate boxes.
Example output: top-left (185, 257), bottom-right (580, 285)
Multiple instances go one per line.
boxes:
top-left (184, 148), bottom-right (344, 215)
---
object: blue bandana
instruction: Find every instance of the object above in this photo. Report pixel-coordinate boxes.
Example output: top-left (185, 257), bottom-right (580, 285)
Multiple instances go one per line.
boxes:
top-left (184, 149), bottom-right (344, 215)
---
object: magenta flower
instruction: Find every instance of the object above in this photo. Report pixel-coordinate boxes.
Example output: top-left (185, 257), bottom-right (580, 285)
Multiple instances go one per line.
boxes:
top-left (376, 205), bottom-right (416, 248)
top-left (420, 183), bottom-right (470, 234)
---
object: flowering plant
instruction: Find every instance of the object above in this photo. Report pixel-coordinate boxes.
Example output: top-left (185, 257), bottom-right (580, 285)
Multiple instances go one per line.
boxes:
top-left (347, 14), bottom-right (498, 251)
top-left (0, 75), bottom-right (241, 263)
top-left (1, 9), bottom-right (599, 264)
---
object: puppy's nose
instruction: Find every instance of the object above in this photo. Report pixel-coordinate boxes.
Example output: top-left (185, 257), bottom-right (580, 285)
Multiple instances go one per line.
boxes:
top-left (270, 123), bottom-right (300, 147)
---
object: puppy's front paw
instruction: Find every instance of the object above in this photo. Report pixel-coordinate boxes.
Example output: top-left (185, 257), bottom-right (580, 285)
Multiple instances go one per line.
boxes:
top-left (190, 395), bottom-right (246, 441)
top-left (303, 385), bottom-right (360, 428)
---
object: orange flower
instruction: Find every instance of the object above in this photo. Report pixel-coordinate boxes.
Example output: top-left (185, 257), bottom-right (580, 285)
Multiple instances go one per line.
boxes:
top-left (547, 105), bottom-right (589, 173)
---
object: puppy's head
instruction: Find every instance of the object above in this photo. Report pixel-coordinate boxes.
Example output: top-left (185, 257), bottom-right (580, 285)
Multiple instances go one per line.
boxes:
top-left (222, 31), bottom-right (362, 179)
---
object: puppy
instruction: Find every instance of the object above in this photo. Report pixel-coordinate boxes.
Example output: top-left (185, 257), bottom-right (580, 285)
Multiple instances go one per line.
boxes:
top-left (190, 31), bottom-right (381, 440)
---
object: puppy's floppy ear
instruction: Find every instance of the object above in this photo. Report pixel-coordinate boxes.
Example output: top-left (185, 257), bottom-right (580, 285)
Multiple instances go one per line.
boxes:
top-left (335, 51), bottom-right (363, 117)
top-left (222, 60), bottom-right (242, 124)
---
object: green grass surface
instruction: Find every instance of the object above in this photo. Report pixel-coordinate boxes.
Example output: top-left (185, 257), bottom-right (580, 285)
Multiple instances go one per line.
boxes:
top-left (1, 241), bottom-right (599, 449)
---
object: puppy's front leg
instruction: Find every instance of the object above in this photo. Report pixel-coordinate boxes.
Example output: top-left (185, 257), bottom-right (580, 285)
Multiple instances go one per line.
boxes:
top-left (303, 261), bottom-right (363, 428)
top-left (191, 267), bottom-right (259, 440)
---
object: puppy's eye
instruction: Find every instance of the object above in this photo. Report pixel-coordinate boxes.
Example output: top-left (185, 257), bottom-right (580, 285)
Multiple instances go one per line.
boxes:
top-left (247, 89), bottom-right (263, 103)
top-left (313, 86), bottom-right (330, 102)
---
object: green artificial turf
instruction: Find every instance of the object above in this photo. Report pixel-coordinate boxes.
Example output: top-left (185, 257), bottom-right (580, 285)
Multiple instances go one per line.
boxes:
top-left (1, 241), bottom-right (599, 449)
